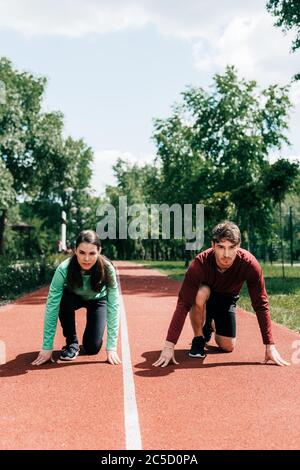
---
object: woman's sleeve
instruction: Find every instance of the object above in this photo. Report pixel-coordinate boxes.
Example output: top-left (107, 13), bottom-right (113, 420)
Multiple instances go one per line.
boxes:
top-left (42, 266), bottom-right (66, 350)
top-left (105, 263), bottom-right (120, 351)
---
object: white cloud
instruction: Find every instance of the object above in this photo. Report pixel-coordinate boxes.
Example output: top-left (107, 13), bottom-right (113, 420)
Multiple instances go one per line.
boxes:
top-left (290, 81), bottom-right (300, 105)
top-left (191, 9), bottom-right (300, 151)
top-left (193, 12), bottom-right (300, 89)
top-left (0, 0), bottom-right (149, 37)
top-left (145, 0), bottom-right (267, 40)
top-left (0, 0), bottom-right (269, 38)
top-left (91, 149), bottom-right (155, 195)
top-left (1, 1), bottom-right (299, 96)
top-left (2, 0), bottom-right (300, 163)
top-left (1, 0), bottom-right (298, 96)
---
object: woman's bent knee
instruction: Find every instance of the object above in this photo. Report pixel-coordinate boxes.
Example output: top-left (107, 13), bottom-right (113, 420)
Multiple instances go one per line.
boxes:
top-left (83, 341), bottom-right (103, 355)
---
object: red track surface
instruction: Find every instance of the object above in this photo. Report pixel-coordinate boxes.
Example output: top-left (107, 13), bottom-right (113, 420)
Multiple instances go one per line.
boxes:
top-left (1, 261), bottom-right (300, 449)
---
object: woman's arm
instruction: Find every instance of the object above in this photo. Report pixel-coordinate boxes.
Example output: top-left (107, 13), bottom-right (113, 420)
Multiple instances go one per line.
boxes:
top-left (32, 262), bottom-right (68, 365)
top-left (42, 266), bottom-right (67, 350)
top-left (105, 263), bottom-right (121, 364)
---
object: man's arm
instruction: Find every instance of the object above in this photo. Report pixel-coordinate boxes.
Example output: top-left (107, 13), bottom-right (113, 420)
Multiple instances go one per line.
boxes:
top-left (153, 258), bottom-right (204, 367)
top-left (166, 258), bottom-right (204, 344)
top-left (246, 258), bottom-right (274, 345)
top-left (264, 344), bottom-right (290, 366)
top-left (246, 258), bottom-right (290, 366)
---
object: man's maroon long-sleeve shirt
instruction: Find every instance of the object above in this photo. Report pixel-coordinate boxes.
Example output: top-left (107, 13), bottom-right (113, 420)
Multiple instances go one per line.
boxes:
top-left (166, 248), bottom-right (274, 345)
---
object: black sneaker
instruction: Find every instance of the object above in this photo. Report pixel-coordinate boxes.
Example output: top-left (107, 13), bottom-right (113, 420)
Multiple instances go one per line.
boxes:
top-left (203, 318), bottom-right (214, 343)
top-left (189, 336), bottom-right (206, 358)
top-left (59, 343), bottom-right (79, 361)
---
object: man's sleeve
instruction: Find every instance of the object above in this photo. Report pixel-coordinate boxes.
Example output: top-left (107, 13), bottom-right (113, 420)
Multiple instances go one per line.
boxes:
top-left (246, 259), bottom-right (274, 345)
top-left (166, 258), bottom-right (203, 344)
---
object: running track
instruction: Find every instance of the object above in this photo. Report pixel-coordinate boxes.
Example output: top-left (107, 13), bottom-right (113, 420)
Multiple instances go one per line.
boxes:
top-left (0, 261), bottom-right (299, 450)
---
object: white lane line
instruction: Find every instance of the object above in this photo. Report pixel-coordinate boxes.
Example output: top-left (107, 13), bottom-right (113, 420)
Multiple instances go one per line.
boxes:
top-left (117, 271), bottom-right (142, 450)
top-left (0, 340), bottom-right (6, 365)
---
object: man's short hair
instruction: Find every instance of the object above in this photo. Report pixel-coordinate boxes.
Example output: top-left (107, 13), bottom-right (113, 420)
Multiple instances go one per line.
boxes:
top-left (211, 221), bottom-right (241, 245)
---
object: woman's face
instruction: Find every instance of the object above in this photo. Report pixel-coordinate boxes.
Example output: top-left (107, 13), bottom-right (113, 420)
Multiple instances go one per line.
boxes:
top-left (75, 242), bottom-right (100, 271)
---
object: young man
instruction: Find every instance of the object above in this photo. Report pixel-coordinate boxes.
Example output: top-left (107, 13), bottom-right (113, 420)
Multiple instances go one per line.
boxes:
top-left (153, 221), bottom-right (290, 368)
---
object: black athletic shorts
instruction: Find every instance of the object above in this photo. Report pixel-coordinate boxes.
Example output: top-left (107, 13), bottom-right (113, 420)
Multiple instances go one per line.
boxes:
top-left (206, 291), bottom-right (239, 338)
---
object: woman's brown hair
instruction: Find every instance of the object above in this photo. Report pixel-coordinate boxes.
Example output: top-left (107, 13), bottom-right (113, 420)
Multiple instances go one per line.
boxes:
top-left (67, 230), bottom-right (112, 292)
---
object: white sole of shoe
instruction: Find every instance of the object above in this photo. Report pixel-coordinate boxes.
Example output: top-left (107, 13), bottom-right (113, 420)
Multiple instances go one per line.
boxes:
top-left (188, 352), bottom-right (206, 358)
top-left (59, 350), bottom-right (79, 361)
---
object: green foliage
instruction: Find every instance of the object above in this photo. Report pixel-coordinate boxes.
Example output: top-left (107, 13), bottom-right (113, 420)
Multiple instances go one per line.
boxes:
top-left (267, 0), bottom-right (300, 80)
top-left (99, 67), bottom-right (299, 261)
top-left (153, 66), bottom-right (293, 250)
top-left (0, 254), bottom-right (64, 301)
top-left (267, 0), bottom-right (300, 52)
top-left (102, 158), bottom-right (162, 259)
top-left (0, 159), bottom-right (15, 209)
top-left (264, 158), bottom-right (299, 203)
top-left (0, 57), bottom-right (100, 256)
top-left (0, 57), bottom-right (46, 193)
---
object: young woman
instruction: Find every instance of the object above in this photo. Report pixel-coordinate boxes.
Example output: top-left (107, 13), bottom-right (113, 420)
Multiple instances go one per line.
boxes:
top-left (32, 230), bottom-right (121, 366)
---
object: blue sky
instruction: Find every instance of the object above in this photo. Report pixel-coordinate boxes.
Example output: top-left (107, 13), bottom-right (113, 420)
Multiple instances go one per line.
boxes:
top-left (0, 0), bottom-right (300, 195)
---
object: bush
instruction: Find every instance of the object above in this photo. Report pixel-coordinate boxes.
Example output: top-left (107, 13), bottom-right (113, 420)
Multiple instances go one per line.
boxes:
top-left (0, 254), bottom-right (68, 301)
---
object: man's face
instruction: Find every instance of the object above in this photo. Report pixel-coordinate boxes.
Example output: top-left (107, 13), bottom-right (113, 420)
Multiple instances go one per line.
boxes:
top-left (212, 239), bottom-right (240, 270)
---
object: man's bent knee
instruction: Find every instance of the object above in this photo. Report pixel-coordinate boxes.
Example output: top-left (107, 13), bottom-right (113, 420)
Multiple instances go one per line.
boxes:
top-left (215, 335), bottom-right (236, 352)
top-left (221, 345), bottom-right (235, 353)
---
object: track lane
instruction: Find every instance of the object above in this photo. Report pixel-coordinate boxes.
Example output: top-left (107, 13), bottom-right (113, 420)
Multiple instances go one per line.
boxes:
top-left (117, 261), bottom-right (300, 450)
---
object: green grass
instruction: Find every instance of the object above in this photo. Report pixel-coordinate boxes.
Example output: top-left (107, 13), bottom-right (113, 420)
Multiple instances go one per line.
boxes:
top-left (135, 260), bottom-right (300, 333)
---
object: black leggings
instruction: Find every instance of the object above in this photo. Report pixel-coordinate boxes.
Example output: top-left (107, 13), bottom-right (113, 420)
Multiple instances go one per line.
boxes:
top-left (206, 292), bottom-right (239, 338)
top-left (59, 289), bottom-right (107, 354)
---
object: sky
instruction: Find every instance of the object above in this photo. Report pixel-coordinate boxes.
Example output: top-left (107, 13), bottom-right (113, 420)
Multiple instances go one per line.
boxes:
top-left (0, 0), bottom-right (300, 195)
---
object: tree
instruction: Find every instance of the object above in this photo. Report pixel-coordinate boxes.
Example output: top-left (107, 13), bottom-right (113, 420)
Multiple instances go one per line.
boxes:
top-left (0, 159), bottom-right (15, 254)
top-left (0, 57), bottom-right (45, 252)
top-left (0, 58), bottom-right (63, 252)
top-left (153, 66), bottom-right (292, 245)
top-left (19, 136), bottom-right (98, 253)
top-left (0, 58), bottom-right (47, 193)
top-left (267, 0), bottom-right (300, 51)
top-left (0, 58), bottom-right (97, 254)
top-left (267, 0), bottom-right (300, 79)
top-left (264, 158), bottom-right (299, 276)
top-left (152, 110), bottom-right (208, 206)
top-left (105, 158), bottom-right (160, 259)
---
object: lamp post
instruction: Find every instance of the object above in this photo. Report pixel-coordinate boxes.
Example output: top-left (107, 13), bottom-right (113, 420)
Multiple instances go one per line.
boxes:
top-left (61, 210), bottom-right (67, 252)
top-left (279, 201), bottom-right (285, 279)
top-left (60, 187), bottom-right (74, 252)
top-left (289, 206), bottom-right (293, 267)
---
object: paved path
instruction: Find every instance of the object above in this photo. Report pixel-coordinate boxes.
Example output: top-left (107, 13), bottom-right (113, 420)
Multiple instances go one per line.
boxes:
top-left (0, 261), bottom-right (299, 449)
